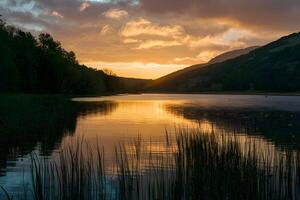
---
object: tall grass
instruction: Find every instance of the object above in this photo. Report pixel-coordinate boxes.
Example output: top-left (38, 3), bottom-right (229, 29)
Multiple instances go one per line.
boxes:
top-left (29, 138), bottom-right (107, 200)
top-left (114, 132), bottom-right (300, 200)
top-left (2, 129), bottom-right (300, 199)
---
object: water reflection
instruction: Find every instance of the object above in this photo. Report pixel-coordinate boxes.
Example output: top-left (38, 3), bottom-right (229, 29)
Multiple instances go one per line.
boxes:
top-left (76, 101), bottom-right (119, 117)
top-left (1, 94), bottom-right (300, 199)
top-left (166, 105), bottom-right (300, 150)
top-left (0, 97), bottom-right (118, 177)
top-left (72, 94), bottom-right (300, 153)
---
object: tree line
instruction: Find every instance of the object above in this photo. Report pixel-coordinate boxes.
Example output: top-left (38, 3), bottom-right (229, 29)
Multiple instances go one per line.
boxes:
top-left (0, 17), bottom-right (119, 95)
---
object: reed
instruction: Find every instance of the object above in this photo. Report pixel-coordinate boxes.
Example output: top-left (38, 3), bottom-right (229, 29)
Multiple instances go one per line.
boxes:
top-left (114, 131), bottom-right (300, 200)
top-left (2, 129), bottom-right (300, 199)
top-left (0, 185), bottom-right (13, 200)
top-left (29, 137), bottom-right (107, 200)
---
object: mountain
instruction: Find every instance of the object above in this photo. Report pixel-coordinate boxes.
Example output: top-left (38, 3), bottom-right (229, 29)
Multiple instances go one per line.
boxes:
top-left (208, 46), bottom-right (259, 64)
top-left (146, 32), bottom-right (300, 93)
top-left (147, 46), bottom-right (258, 90)
top-left (107, 76), bottom-right (152, 92)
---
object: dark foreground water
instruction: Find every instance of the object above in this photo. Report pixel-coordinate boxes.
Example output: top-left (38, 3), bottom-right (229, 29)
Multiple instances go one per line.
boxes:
top-left (1, 94), bottom-right (300, 199)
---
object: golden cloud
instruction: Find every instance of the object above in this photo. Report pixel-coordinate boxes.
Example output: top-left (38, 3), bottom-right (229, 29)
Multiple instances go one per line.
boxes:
top-left (100, 25), bottom-right (113, 35)
top-left (79, 2), bottom-right (91, 12)
top-left (174, 51), bottom-right (221, 63)
top-left (135, 40), bottom-right (182, 49)
top-left (103, 8), bottom-right (128, 19)
top-left (121, 18), bottom-right (184, 38)
top-left (121, 18), bottom-right (258, 52)
top-left (123, 38), bottom-right (140, 44)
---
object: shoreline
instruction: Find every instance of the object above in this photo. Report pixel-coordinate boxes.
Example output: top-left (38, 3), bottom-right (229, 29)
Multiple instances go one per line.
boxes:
top-left (141, 91), bottom-right (300, 97)
top-left (1, 92), bottom-right (300, 98)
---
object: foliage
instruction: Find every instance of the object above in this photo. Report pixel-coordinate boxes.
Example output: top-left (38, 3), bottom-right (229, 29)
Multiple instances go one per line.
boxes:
top-left (0, 18), bottom-right (118, 94)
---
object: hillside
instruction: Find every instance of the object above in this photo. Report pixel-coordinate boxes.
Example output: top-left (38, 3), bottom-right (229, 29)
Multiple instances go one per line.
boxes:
top-left (208, 46), bottom-right (259, 64)
top-left (0, 18), bottom-right (149, 94)
top-left (107, 76), bottom-right (152, 92)
top-left (147, 46), bottom-right (258, 90)
top-left (147, 32), bottom-right (300, 93)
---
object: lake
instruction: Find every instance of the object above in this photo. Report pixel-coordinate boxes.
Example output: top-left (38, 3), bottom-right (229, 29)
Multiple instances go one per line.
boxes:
top-left (1, 94), bottom-right (300, 199)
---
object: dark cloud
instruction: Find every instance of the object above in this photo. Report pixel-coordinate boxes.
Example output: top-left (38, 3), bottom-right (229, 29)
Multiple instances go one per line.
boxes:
top-left (4, 0), bottom-right (299, 34)
top-left (139, 0), bottom-right (300, 31)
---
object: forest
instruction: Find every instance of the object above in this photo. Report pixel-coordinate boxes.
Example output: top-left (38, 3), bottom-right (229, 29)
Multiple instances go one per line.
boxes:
top-left (0, 17), bottom-right (149, 95)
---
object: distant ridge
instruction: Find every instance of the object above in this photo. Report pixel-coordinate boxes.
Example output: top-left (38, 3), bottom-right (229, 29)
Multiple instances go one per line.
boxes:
top-left (208, 46), bottom-right (259, 64)
top-left (147, 46), bottom-right (258, 90)
top-left (146, 32), bottom-right (300, 93)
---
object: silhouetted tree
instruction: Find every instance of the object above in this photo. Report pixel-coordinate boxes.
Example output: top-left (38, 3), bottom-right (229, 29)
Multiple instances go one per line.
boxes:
top-left (0, 18), bottom-right (109, 94)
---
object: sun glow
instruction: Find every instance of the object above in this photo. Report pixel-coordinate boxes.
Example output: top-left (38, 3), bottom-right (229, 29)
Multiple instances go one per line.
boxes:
top-left (84, 61), bottom-right (187, 79)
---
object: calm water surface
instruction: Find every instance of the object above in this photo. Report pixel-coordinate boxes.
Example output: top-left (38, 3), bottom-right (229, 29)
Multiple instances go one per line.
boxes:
top-left (1, 94), bottom-right (300, 197)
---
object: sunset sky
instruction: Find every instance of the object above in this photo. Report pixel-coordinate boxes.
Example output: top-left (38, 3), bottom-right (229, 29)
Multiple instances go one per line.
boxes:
top-left (1, 0), bottom-right (300, 79)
